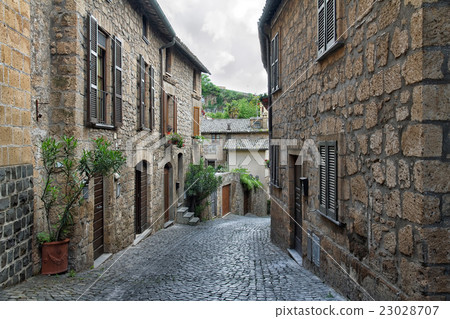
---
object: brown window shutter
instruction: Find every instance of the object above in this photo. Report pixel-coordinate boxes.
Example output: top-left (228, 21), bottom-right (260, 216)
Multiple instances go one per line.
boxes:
top-left (193, 107), bottom-right (200, 136)
top-left (162, 92), bottom-right (168, 134)
top-left (139, 54), bottom-right (145, 130)
top-left (113, 36), bottom-right (123, 126)
top-left (150, 66), bottom-right (155, 130)
top-left (88, 15), bottom-right (98, 125)
top-left (173, 97), bottom-right (177, 133)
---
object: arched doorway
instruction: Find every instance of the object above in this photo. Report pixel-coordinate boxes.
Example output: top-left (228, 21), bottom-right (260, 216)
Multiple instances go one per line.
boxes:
top-left (164, 163), bottom-right (173, 223)
top-left (135, 161), bottom-right (148, 234)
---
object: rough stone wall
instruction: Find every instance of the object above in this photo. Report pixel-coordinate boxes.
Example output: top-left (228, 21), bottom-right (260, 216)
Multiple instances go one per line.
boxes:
top-left (268, 0), bottom-right (449, 300)
top-left (30, 0), bottom-right (202, 273)
top-left (0, 0), bottom-right (34, 287)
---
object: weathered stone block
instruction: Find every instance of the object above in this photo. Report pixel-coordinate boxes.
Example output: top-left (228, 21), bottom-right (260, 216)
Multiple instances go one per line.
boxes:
top-left (351, 175), bottom-right (368, 206)
top-left (401, 124), bottom-right (442, 157)
top-left (423, 6), bottom-right (450, 47)
top-left (370, 129), bottom-right (383, 155)
top-left (384, 64), bottom-right (402, 94)
top-left (390, 27), bottom-right (409, 58)
top-left (402, 51), bottom-right (423, 85)
top-left (418, 227), bottom-right (450, 264)
top-left (384, 232), bottom-right (396, 255)
top-left (385, 190), bottom-right (401, 218)
top-left (399, 225), bottom-right (413, 256)
top-left (372, 162), bottom-right (385, 185)
top-left (412, 85), bottom-right (450, 121)
top-left (423, 51), bottom-right (444, 80)
top-left (402, 191), bottom-right (440, 224)
top-left (414, 160), bottom-right (450, 193)
top-left (398, 160), bottom-right (411, 189)
top-left (370, 71), bottom-right (383, 96)
top-left (378, 0), bottom-right (400, 31)
top-left (385, 124), bottom-right (399, 156)
top-left (376, 33), bottom-right (389, 67)
top-left (365, 101), bottom-right (378, 129)
top-left (386, 160), bottom-right (397, 189)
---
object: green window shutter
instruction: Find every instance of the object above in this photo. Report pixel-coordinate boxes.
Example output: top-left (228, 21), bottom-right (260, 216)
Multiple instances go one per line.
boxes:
top-left (113, 36), bottom-right (123, 126)
top-left (88, 15), bottom-right (98, 125)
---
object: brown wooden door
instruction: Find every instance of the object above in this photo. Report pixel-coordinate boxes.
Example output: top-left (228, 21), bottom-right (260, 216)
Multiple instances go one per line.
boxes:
top-left (294, 164), bottom-right (302, 255)
top-left (135, 162), bottom-right (148, 234)
top-left (164, 166), bottom-right (170, 222)
top-left (222, 184), bottom-right (230, 216)
top-left (93, 175), bottom-right (104, 260)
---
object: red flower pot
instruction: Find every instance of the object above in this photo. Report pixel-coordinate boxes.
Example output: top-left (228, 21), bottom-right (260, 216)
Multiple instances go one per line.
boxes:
top-left (41, 238), bottom-right (70, 275)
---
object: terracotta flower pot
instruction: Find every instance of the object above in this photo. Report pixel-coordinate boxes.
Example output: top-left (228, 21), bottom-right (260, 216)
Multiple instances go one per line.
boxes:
top-left (41, 238), bottom-right (70, 275)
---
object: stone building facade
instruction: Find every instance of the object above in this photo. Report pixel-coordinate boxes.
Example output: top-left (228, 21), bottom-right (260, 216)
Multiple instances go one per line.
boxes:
top-left (0, 0), bottom-right (34, 287)
top-left (29, 0), bottom-right (208, 273)
top-left (259, 0), bottom-right (449, 300)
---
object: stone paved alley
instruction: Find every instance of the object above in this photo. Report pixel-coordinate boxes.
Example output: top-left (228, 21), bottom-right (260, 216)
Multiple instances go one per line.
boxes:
top-left (0, 215), bottom-right (343, 301)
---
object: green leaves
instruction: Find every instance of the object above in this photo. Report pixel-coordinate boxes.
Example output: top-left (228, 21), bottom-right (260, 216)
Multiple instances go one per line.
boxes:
top-left (232, 168), bottom-right (263, 191)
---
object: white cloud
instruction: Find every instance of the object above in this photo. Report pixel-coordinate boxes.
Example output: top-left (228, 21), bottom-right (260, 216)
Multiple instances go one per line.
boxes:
top-left (212, 52), bottom-right (236, 74)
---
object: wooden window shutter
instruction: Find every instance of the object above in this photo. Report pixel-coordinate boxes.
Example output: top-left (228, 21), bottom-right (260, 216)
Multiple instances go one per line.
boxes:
top-left (139, 54), bottom-right (145, 130)
top-left (327, 142), bottom-right (337, 219)
top-left (150, 66), bottom-right (155, 130)
top-left (113, 36), bottom-right (123, 126)
top-left (193, 107), bottom-right (200, 136)
top-left (162, 92), bottom-right (168, 134)
top-left (88, 15), bottom-right (98, 125)
top-left (325, 0), bottom-right (336, 50)
top-left (173, 97), bottom-right (177, 133)
top-left (319, 141), bottom-right (337, 220)
top-left (317, 0), bottom-right (326, 56)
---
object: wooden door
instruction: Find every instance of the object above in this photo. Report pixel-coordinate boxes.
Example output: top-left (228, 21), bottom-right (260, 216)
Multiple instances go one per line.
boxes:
top-left (93, 175), bottom-right (104, 260)
top-left (222, 184), bottom-right (230, 216)
top-left (294, 164), bottom-right (302, 255)
top-left (135, 162), bottom-right (148, 234)
top-left (164, 166), bottom-right (170, 222)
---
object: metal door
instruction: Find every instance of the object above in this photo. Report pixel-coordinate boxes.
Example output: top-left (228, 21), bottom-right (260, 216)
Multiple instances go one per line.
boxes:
top-left (93, 175), bottom-right (104, 260)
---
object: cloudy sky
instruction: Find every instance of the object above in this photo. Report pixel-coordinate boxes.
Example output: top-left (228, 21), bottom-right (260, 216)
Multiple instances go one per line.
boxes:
top-left (157, 0), bottom-right (268, 94)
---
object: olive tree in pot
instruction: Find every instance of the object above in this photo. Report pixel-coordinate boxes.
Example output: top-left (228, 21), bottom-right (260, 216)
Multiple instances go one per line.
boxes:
top-left (38, 136), bottom-right (126, 275)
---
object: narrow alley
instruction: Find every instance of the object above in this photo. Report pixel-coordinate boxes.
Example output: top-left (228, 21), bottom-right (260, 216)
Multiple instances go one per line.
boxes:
top-left (0, 215), bottom-right (343, 301)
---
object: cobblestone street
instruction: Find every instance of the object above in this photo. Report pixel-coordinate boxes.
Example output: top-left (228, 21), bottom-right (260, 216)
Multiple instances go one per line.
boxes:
top-left (0, 215), bottom-right (343, 301)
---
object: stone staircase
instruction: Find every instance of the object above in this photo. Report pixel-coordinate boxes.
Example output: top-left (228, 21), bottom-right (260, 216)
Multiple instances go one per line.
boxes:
top-left (176, 206), bottom-right (200, 226)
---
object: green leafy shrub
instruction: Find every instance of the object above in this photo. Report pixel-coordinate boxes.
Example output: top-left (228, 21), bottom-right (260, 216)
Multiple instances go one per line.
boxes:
top-left (185, 158), bottom-right (222, 217)
top-left (232, 168), bottom-right (263, 191)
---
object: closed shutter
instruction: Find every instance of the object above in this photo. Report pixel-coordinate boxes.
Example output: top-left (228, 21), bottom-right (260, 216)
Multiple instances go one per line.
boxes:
top-left (150, 66), bottom-right (155, 130)
top-left (173, 97), bottom-right (177, 133)
top-left (113, 36), bottom-right (123, 126)
top-left (139, 54), bottom-right (145, 130)
top-left (271, 145), bottom-right (280, 187)
top-left (162, 92), bottom-right (168, 134)
top-left (325, 0), bottom-right (336, 50)
top-left (319, 141), bottom-right (337, 220)
top-left (317, 0), bottom-right (325, 55)
top-left (271, 34), bottom-right (279, 93)
top-left (193, 107), bottom-right (200, 136)
top-left (327, 142), bottom-right (337, 219)
top-left (88, 15), bottom-right (98, 124)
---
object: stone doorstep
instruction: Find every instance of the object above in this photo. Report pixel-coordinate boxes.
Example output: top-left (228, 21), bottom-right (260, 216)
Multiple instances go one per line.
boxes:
top-left (183, 212), bottom-right (194, 219)
top-left (93, 253), bottom-right (113, 269)
top-left (188, 217), bottom-right (200, 226)
top-left (177, 206), bottom-right (189, 214)
top-left (133, 228), bottom-right (152, 246)
top-left (287, 248), bottom-right (303, 267)
top-left (164, 220), bottom-right (174, 229)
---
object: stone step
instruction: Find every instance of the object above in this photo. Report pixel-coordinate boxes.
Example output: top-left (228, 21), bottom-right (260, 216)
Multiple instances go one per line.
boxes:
top-left (164, 220), bottom-right (174, 229)
top-left (183, 212), bottom-right (194, 219)
top-left (177, 206), bottom-right (189, 214)
top-left (188, 217), bottom-right (200, 226)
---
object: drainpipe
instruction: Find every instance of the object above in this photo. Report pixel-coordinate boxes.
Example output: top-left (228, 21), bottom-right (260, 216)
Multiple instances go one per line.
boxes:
top-left (159, 38), bottom-right (176, 138)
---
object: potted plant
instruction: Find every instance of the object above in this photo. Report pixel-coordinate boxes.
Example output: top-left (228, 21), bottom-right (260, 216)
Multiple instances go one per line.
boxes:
top-left (167, 132), bottom-right (185, 148)
top-left (38, 136), bottom-right (126, 275)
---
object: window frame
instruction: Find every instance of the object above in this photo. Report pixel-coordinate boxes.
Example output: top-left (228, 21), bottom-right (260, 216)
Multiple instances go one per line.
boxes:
top-left (165, 47), bottom-right (173, 75)
top-left (193, 106), bottom-right (200, 137)
top-left (142, 15), bottom-right (149, 43)
top-left (88, 15), bottom-right (122, 129)
top-left (317, 0), bottom-right (343, 60)
top-left (318, 141), bottom-right (338, 221)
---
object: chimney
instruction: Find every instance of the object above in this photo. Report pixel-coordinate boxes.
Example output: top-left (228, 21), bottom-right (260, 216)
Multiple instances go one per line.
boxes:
top-left (227, 123), bottom-right (231, 130)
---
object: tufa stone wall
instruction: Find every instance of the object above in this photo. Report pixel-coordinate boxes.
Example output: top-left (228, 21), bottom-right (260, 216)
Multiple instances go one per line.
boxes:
top-left (30, 0), bottom-right (203, 273)
top-left (267, 0), bottom-right (449, 300)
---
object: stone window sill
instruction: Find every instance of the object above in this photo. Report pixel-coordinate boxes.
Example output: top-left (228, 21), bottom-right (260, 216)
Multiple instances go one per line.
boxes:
top-left (316, 41), bottom-right (345, 62)
top-left (312, 209), bottom-right (345, 227)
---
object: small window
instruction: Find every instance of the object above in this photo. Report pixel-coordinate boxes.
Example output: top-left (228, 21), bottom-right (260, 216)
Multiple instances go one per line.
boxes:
top-left (319, 141), bottom-right (337, 220)
top-left (138, 55), bottom-right (147, 130)
top-left (193, 69), bottom-right (199, 92)
top-left (271, 33), bottom-right (279, 93)
top-left (162, 93), bottom-right (177, 134)
top-left (270, 144), bottom-right (280, 187)
top-left (211, 134), bottom-right (220, 141)
top-left (165, 47), bottom-right (173, 74)
top-left (317, 0), bottom-right (337, 58)
top-left (142, 16), bottom-right (148, 41)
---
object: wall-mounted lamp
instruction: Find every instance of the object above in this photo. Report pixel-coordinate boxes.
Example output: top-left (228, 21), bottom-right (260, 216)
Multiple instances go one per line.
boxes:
top-left (300, 177), bottom-right (308, 197)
